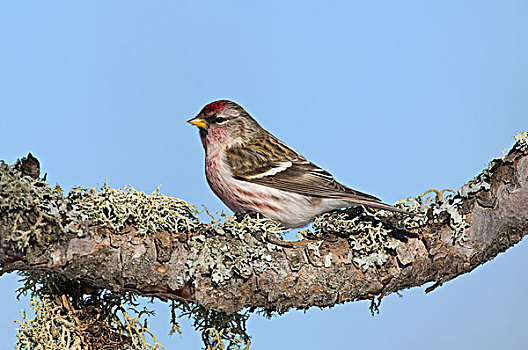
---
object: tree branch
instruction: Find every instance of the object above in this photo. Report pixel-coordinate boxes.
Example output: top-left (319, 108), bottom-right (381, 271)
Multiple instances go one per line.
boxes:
top-left (1, 133), bottom-right (527, 314)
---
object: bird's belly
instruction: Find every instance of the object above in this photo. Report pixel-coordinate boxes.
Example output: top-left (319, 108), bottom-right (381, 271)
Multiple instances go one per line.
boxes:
top-left (205, 155), bottom-right (349, 228)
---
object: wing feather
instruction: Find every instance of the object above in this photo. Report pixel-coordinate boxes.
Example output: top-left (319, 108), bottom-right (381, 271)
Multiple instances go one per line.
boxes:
top-left (225, 138), bottom-right (381, 202)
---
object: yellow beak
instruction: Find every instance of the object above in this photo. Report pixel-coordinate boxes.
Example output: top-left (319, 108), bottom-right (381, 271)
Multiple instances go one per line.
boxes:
top-left (187, 117), bottom-right (207, 129)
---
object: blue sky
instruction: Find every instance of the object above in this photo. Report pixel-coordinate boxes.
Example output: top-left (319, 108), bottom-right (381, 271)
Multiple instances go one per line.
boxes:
top-left (1, 1), bottom-right (527, 349)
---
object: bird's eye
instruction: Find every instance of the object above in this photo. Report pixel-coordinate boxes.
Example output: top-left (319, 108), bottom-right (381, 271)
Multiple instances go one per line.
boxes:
top-left (215, 116), bottom-right (227, 124)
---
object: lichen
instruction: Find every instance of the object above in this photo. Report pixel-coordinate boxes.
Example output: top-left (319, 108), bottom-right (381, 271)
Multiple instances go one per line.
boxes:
top-left (307, 209), bottom-right (402, 271)
top-left (0, 161), bottom-right (64, 249)
top-left (15, 293), bottom-right (167, 350)
top-left (15, 297), bottom-right (78, 350)
top-left (67, 184), bottom-right (200, 235)
top-left (514, 131), bottom-right (528, 150)
top-left (323, 252), bottom-right (333, 268)
top-left (0, 161), bottom-right (202, 246)
top-left (202, 328), bottom-right (250, 350)
top-left (178, 304), bottom-right (250, 350)
top-left (409, 129), bottom-right (528, 244)
top-left (185, 214), bottom-right (285, 285)
top-left (457, 159), bottom-right (498, 198)
top-left (429, 155), bottom-right (503, 243)
top-left (303, 154), bottom-right (507, 271)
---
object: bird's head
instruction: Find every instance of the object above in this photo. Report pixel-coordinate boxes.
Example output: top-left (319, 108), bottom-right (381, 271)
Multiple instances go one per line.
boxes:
top-left (188, 100), bottom-right (259, 150)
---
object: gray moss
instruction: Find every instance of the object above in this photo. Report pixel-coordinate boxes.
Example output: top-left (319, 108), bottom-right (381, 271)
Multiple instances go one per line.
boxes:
top-left (15, 296), bottom-right (167, 350)
top-left (0, 160), bottom-right (203, 248)
top-left (66, 184), bottom-right (201, 235)
top-left (0, 161), bottom-right (64, 249)
top-left (185, 215), bottom-right (285, 285)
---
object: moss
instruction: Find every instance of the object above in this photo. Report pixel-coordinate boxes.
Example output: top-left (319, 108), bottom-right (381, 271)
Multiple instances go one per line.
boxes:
top-left (66, 184), bottom-right (201, 235)
top-left (0, 161), bottom-right (203, 248)
top-left (0, 161), bottom-right (64, 249)
top-left (15, 274), bottom-right (167, 350)
top-left (15, 297), bottom-right (74, 350)
top-left (178, 304), bottom-right (250, 350)
top-left (15, 296), bottom-right (168, 350)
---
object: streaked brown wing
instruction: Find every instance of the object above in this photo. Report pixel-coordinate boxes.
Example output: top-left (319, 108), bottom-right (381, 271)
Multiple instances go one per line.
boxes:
top-left (225, 141), bottom-right (381, 202)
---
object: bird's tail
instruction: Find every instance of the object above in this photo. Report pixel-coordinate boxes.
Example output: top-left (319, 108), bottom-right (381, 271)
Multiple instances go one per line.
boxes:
top-left (346, 198), bottom-right (416, 215)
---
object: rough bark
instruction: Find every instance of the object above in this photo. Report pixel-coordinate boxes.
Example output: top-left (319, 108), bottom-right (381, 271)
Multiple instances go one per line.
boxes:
top-left (1, 138), bottom-right (527, 314)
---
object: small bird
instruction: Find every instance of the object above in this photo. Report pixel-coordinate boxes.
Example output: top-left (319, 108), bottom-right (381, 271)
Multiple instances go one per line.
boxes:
top-left (188, 100), bottom-right (409, 228)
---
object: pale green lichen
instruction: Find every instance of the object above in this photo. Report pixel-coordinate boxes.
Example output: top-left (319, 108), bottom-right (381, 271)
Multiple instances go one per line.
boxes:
top-left (0, 161), bottom-right (64, 249)
top-left (0, 161), bottom-right (202, 247)
top-left (65, 183), bottom-right (287, 288)
top-left (433, 197), bottom-right (468, 238)
top-left (458, 159), bottom-right (498, 198)
top-left (67, 184), bottom-right (200, 235)
top-left (15, 297), bottom-right (76, 350)
top-left (304, 148), bottom-right (509, 270)
top-left (304, 240), bottom-right (324, 267)
top-left (514, 131), bottom-right (528, 150)
top-left (202, 328), bottom-right (250, 350)
top-left (15, 296), bottom-right (167, 350)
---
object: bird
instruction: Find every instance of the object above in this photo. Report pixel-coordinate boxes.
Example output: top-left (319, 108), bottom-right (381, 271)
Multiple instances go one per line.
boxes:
top-left (188, 100), bottom-right (410, 228)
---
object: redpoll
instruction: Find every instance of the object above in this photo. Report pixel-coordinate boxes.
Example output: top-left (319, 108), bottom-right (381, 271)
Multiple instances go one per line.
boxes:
top-left (188, 100), bottom-right (410, 228)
